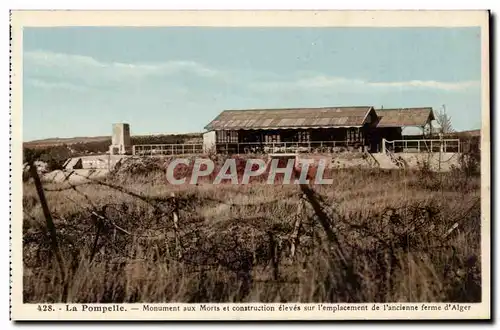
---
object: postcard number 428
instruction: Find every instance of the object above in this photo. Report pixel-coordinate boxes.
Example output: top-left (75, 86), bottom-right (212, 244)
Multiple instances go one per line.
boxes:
top-left (37, 305), bottom-right (54, 312)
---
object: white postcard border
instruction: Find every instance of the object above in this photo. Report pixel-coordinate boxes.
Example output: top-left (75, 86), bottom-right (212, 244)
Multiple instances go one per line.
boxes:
top-left (10, 10), bottom-right (491, 321)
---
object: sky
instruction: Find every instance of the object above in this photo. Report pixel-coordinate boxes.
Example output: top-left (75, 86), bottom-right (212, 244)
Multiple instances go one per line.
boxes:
top-left (23, 27), bottom-right (482, 141)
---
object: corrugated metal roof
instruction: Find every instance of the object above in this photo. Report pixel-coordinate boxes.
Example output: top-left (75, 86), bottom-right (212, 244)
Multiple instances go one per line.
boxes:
top-left (204, 106), bottom-right (374, 130)
top-left (375, 107), bottom-right (434, 127)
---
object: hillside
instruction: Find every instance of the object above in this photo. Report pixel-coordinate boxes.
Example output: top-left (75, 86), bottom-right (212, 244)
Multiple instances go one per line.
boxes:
top-left (24, 133), bottom-right (203, 149)
top-left (23, 136), bottom-right (110, 149)
top-left (23, 133), bottom-right (204, 171)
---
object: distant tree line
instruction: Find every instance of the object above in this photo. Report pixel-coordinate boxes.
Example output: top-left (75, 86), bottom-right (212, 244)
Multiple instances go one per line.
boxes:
top-left (23, 133), bottom-right (203, 172)
top-left (23, 145), bottom-right (71, 171)
top-left (131, 133), bottom-right (202, 145)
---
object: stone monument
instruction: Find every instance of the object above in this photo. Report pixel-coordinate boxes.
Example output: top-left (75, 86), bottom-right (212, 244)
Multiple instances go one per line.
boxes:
top-left (109, 123), bottom-right (131, 155)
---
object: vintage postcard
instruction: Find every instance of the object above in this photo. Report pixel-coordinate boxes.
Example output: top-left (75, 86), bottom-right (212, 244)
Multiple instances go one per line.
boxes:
top-left (10, 10), bottom-right (490, 321)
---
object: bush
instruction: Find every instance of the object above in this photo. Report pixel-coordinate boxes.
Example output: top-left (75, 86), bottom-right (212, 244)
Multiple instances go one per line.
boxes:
top-left (458, 138), bottom-right (481, 177)
top-left (23, 146), bottom-right (70, 171)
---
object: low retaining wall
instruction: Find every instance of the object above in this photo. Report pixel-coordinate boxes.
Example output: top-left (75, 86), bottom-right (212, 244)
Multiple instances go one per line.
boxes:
top-left (45, 152), bottom-right (461, 184)
top-left (297, 152), bottom-right (461, 171)
top-left (397, 152), bottom-right (460, 172)
top-left (296, 153), bottom-right (371, 169)
top-left (64, 155), bottom-right (128, 170)
top-left (42, 169), bottom-right (110, 184)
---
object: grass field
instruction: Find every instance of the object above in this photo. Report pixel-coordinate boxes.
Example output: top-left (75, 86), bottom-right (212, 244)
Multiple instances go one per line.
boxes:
top-left (22, 160), bottom-right (481, 303)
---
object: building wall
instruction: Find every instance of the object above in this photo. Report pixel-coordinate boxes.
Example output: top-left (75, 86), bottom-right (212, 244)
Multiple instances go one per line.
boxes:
top-left (216, 130), bottom-right (239, 143)
top-left (398, 152), bottom-right (459, 172)
top-left (230, 128), bottom-right (366, 145)
top-left (366, 127), bottom-right (402, 153)
top-left (82, 158), bottom-right (112, 169)
top-left (203, 131), bottom-right (216, 153)
top-left (211, 127), bottom-right (407, 154)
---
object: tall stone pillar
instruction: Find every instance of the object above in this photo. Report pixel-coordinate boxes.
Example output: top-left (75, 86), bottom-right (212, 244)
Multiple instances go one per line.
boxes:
top-left (109, 123), bottom-right (131, 155)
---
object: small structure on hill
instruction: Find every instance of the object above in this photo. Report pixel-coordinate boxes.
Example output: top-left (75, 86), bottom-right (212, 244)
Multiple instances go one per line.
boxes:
top-left (109, 123), bottom-right (131, 155)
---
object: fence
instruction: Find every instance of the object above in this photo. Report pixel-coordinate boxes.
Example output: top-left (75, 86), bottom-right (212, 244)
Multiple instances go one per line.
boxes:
top-left (132, 139), bottom-right (462, 157)
top-left (132, 143), bottom-right (204, 156)
top-left (383, 139), bottom-right (461, 154)
top-left (132, 141), bottom-right (362, 156)
top-left (216, 141), bottom-right (362, 155)
top-left (22, 158), bottom-right (479, 303)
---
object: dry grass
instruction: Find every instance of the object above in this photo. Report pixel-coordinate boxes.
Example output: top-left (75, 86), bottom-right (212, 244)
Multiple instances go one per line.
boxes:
top-left (22, 163), bottom-right (481, 303)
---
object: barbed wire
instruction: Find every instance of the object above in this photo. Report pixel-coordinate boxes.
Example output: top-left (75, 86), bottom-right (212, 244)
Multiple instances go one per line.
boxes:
top-left (22, 151), bottom-right (482, 302)
top-left (26, 164), bottom-right (480, 254)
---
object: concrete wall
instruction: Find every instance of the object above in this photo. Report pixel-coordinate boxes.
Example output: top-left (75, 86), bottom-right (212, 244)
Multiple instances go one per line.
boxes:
top-left (42, 169), bottom-right (110, 184)
top-left (82, 155), bottom-right (126, 170)
top-left (63, 155), bottom-right (127, 171)
top-left (82, 158), bottom-right (112, 169)
top-left (64, 158), bottom-right (83, 170)
top-left (298, 152), bottom-right (461, 171)
top-left (296, 153), bottom-right (372, 169)
top-left (203, 131), bottom-right (216, 153)
top-left (397, 152), bottom-right (460, 172)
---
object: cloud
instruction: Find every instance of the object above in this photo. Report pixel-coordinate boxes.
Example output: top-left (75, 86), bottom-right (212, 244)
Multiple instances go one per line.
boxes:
top-left (367, 80), bottom-right (480, 91)
top-left (26, 78), bottom-right (88, 92)
top-left (250, 74), bottom-right (480, 93)
top-left (24, 50), bottom-right (223, 86)
top-left (24, 50), bottom-right (479, 96)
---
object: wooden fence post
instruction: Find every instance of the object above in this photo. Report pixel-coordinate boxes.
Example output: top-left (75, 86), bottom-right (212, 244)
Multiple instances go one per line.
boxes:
top-left (268, 231), bottom-right (279, 281)
top-left (293, 168), bottom-right (348, 268)
top-left (171, 192), bottom-right (182, 259)
top-left (290, 197), bottom-right (304, 258)
top-left (90, 214), bottom-right (104, 263)
top-left (28, 161), bottom-right (67, 299)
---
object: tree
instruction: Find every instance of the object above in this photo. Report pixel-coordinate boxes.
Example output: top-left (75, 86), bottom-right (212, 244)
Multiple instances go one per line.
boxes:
top-left (435, 105), bottom-right (454, 134)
